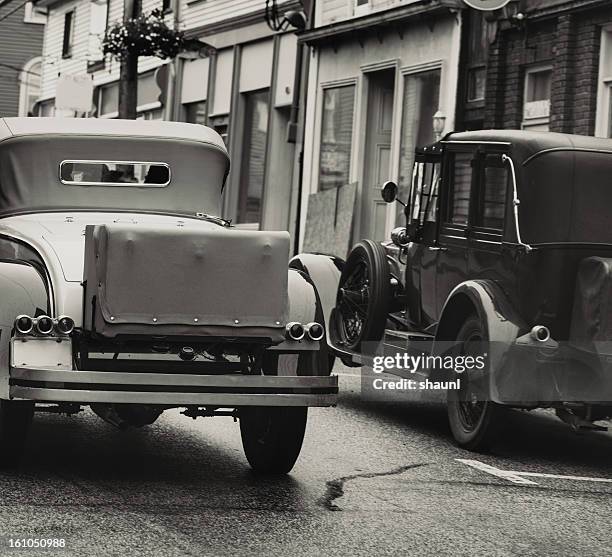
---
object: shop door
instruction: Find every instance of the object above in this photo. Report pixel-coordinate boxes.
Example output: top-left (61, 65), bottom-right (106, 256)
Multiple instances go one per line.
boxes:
top-left (360, 70), bottom-right (395, 241)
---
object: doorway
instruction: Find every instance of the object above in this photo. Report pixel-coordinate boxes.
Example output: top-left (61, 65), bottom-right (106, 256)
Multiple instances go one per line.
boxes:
top-left (360, 69), bottom-right (395, 241)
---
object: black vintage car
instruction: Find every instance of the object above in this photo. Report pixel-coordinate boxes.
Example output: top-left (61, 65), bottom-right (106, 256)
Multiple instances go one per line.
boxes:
top-left (294, 130), bottom-right (612, 450)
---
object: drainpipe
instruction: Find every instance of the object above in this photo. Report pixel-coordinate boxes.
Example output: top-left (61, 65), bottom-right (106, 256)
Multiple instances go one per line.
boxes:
top-left (290, 0), bottom-right (314, 255)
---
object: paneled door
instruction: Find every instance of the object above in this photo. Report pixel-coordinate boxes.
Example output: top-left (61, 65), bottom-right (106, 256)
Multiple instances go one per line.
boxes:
top-left (360, 69), bottom-right (395, 241)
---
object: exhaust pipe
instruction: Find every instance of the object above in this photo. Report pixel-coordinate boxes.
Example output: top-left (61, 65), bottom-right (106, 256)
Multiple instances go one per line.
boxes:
top-left (530, 325), bottom-right (550, 343)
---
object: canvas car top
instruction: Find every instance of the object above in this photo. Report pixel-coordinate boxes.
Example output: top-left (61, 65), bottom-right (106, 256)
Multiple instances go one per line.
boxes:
top-left (0, 119), bottom-right (229, 218)
top-left (0, 117), bottom-right (227, 154)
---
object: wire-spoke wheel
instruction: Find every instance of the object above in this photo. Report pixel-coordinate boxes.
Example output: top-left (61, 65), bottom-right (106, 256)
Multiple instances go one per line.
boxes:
top-left (447, 315), bottom-right (501, 451)
top-left (333, 240), bottom-right (390, 351)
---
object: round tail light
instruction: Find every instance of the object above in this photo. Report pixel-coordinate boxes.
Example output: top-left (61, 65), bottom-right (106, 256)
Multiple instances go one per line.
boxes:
top-left (36, 316), bottom-right (54, 335)
top-left (56, 316), bottom-right (75, 335)
top-left (286, 322), bottom-right (305, 341)
top-left (15, 315), bottom-right (33, 334)
top-left (306, 322), bottom-right (325, 341)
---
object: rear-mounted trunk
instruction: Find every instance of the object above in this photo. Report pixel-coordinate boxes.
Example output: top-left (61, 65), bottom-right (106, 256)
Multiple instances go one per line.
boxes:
top-left (83, 224), bottom-right (289, 343)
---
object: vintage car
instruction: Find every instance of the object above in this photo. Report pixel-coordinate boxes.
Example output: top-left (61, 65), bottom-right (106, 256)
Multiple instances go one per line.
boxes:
top-left (0, 117), bottom-right (337, 473)
top-left (294, 130), bottom-right (612, 451)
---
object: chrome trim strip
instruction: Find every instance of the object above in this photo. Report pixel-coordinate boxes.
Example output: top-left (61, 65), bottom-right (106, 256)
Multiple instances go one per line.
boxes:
top-left (59, 159), bottom-right (171, 188)
top-left (502, 154), bottom-right (532, 253)
top-left (11, 367), bottom-right (338, 387)
top-left (10, 387), bottom-right (337, 407)
top-left (441, 141), bottom-right (512, 146)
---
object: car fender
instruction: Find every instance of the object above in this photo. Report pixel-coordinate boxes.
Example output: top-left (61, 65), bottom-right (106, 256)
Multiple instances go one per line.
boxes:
top-left (0, 262), bottom-right (49, 399)
top-left (289, 254), bottom-right (343, 346)
top-left (287, 268), bottom-right (321, 327)
top-left (434, 280), bottom-right (528, 401)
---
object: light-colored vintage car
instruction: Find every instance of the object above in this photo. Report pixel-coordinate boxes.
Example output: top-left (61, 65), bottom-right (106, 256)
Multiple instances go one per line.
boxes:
top-left (0, 117), bottom-right (337, 473)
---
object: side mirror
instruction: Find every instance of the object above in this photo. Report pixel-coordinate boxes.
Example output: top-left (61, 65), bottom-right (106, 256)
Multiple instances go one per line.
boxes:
top-left (381, 181), bottom-right (398, 203)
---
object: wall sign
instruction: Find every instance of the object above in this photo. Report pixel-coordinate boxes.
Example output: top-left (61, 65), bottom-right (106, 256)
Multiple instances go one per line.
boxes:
top-left (463, 0), bottom-right (511, 10)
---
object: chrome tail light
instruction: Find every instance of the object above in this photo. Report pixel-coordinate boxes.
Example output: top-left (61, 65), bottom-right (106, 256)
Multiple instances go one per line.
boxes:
top-left (36, 315), bottom-right (54, 335)
top-left (285, 322), bottom-right (305, 341)
top-left (305, 322), bottom-right (325, 341)
top-left (56, 316), bottom-right (75, 335)
top-left (15, 315), bottom-right (34, 334)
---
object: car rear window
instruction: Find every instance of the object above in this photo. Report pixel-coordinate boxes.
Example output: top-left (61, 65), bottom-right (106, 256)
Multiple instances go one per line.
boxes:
top-left (60, 160), bottom-right (170, 187)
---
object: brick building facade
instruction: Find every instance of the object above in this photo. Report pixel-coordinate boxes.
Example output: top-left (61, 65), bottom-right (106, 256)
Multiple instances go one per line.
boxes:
top-left (456, 0), bottom-right (612, 137)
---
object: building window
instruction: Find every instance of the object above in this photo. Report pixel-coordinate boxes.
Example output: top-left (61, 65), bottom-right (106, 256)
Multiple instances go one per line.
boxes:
top-left (522, 66), bottom-right (552, 131)
top-left (354, 0), bottom-right (370, 16)
top-left (38, 99), bottom-right (55, 117)
top-left (467, 67), bottom-right (486, 102)
top-left (237, 89), bottom-right (269, 225)
top-left (137, 108), bottom-right (163, 120)
top-left (88, 0), bottom-right (108, 65)
top-left (596, 27), bottom-right (612, 137)
top-left (318, 85), bottom-right (355, 191)
top-left (62, 11), bottom-right (75, 59)
top-left (184, 101), bottom-right (206, 125)
top-left (397, 68), bottom-right (441, 224)
top-left (98, 71), bottom-right (162, 118)
top-left (18, 57), bottom-right (41, 116)
top-left (162, 0), bottom-right (172, 12)
top-left (209, 114), bottom-right (228, 145)
top-left (23, 1), bottom-right (46, 24)
top-left (465, 11), bottom-right (488, 102)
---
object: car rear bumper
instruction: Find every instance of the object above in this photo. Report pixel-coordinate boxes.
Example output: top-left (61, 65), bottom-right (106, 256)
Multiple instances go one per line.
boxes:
top-left (493, 339), bottom-right (612, 405)
top-left (9, 368), bottom-right (338, 407)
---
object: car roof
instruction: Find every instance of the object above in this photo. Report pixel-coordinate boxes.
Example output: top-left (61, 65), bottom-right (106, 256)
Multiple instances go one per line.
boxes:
top-left (0, 117), bottom-right (227, 154)
top-left (442, 129), bottom-right (612, 162)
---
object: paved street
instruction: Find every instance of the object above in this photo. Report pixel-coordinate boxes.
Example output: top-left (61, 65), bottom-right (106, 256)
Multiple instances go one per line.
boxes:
top-left (1, 366), bottom-right (612, 556)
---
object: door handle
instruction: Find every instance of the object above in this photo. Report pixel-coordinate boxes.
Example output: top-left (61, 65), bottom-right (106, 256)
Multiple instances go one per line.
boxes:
top-left (427, 246), bottom-right (447, 252)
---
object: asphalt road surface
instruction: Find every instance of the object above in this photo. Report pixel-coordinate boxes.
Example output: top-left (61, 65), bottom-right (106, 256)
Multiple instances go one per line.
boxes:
top-left (2, 365), bottom-right (612, 556)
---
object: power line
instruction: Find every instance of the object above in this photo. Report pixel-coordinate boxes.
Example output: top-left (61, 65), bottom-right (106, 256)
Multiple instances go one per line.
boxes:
top-left (0, 62), bottom-right (40, 76)
top-left (0, 0), bottom-right (28, 23)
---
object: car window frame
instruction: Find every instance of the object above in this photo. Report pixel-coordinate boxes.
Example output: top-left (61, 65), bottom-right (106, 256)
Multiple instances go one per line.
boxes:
top-left (441, 144), bottom-right (478, 230)
top-left (471, 146), bottom-right (511, 240)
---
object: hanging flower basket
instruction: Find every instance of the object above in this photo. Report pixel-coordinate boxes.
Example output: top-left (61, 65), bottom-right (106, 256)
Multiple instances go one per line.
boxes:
top-left (103, 9), bottom-right (186, 60)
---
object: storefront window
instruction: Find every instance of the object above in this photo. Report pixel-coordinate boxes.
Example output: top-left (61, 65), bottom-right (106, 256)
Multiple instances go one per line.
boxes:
top-left (397, 69), bottom-right (441, 224)
top-left (237, 89), bottom-right (269, 224)
top-left (318, 85), bottom-right (355, 190)
top-left (184, 101), bottom-right (207, 125)
top-left (98, 72), bottom-right (162, 118)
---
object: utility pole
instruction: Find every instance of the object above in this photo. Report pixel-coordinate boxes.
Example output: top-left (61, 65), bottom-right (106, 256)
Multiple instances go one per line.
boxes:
top-left (118, 0), bottom-right (139, 119)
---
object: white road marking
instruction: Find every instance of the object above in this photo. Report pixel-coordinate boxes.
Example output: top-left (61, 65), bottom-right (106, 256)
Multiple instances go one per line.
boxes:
top-left (456, 459), bottom-right (538, 485)
top-left (512, 471), bottom-right (612, 483)
top-left (456, 458), bottom-right (612, 486)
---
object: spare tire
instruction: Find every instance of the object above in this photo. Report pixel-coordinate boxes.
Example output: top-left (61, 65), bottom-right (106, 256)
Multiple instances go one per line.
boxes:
top-left (333, 240), bottom-right (390, 351)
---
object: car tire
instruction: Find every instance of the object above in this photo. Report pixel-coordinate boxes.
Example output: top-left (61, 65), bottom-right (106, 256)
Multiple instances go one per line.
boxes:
top-left (240, 406), bottom-right (308, 475)
top-left (0, 399), bottom-right (34, 468)
top-left (447, 315), bottom-right (500, 452)
top-left (334, 239), bottom-right (390, 351)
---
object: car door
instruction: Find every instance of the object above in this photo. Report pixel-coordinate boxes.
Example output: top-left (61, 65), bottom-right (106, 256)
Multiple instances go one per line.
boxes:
top-left (434, 146), bottom-right (477, 317)
top-left (468, 150), bottom-right (511, 289)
